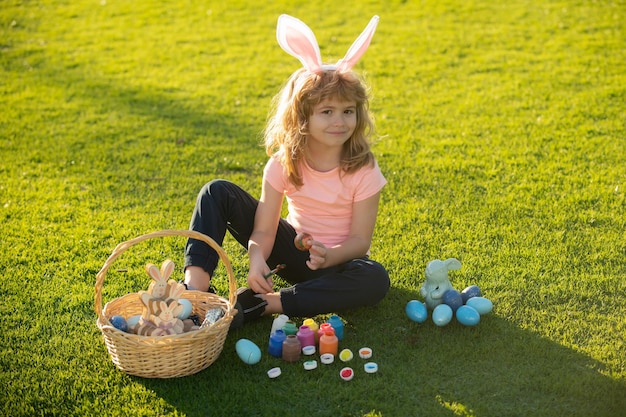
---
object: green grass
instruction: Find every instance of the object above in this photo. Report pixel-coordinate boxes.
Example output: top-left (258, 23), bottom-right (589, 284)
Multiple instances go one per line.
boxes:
top-left (1, 0), bottom-right (625, 415)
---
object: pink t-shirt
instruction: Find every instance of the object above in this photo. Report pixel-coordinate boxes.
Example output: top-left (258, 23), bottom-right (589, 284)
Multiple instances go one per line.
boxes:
top-left (264, 154), bottom-right (387, 247)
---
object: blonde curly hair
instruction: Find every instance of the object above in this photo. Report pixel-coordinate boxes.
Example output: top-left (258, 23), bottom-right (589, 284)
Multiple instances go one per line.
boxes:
top-left (264, 68), bottom-right (376, 187)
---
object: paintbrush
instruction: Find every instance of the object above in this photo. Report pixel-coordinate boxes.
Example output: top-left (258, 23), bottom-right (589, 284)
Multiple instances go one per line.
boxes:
top-left (263, 264), bottom-right (286, 279)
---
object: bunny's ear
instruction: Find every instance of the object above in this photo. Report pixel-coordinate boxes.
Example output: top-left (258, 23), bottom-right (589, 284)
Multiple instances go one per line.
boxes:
top-left (168, 281), bottom-right (185, 300)
top-left (160, 260), bottom-right (175, 281)
top-left (335, 15), bottom-right (379, 73)
top-left (139, 291), bottom-right (152, 307)
top-left (444, 258), bottom-right (462, 271)
top-left (277, 14), bottom-right (323, 74)
top-left (172, 302), bottom-right (184, 318)
top-left (146, 264), bottom-right (162, 281)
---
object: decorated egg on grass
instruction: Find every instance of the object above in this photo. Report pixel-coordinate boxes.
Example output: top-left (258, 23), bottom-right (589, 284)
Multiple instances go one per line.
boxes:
top-left (405, 300), bottom-right (428, 323)
top-left (110, 315), bottom-right (128, 332)
top-left (466, 297), bottom-right (493, 315)
top-left (456, 305), bottom-right (480, 326)
top-left (432, 304), bottom-right (453, 326)
top-left (461, 285), bottom-right (482, 303)
top-left (177, 298), bottom-right (193, 320)
top-left (442, 289), bottom-right (463, 312)
top-left (236, 339), bottom-right (262, 365)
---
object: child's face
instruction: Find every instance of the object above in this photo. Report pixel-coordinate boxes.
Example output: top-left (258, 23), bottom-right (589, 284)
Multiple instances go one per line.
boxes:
top-left (307, 98), bottom-right (357, 149)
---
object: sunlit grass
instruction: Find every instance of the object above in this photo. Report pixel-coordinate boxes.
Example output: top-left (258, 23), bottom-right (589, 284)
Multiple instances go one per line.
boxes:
top-left (1, 0), bottom-right (625, 416)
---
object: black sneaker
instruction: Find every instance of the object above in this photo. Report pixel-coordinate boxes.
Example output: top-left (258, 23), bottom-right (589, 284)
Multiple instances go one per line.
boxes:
top-left (230, 288), bottom-right (268, 329)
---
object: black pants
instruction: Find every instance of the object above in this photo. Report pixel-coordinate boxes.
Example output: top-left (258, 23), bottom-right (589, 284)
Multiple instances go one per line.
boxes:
top-left (184, 179), bottom-right (390, 317)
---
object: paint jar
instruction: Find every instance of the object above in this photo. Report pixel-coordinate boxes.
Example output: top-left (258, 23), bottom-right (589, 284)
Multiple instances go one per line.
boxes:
top-left (302, 318), bottom-right (319, 343)
top-left (268, 329), bottom-right (287, 358)
top-left (282, 335), bottom-right (301, 363)
top-left (317, 323), bottom-right (332, 342)
top-left (282, 320), bottom-right (298, 336)
top-left (270, 314), bottom-right (290, 336)
top-left (319, 328), bottom-right (338, 357)
top-left (327, 315), bottom-right (344, 340)
top-left (296, 325), bottom-right (315, 348)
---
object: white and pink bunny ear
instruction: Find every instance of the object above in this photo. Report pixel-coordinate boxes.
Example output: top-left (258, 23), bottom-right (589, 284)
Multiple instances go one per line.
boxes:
top-left (335, 15), bottom-right (379, 73)
top-left (276, 14), bottom-right (379, 74)
top-left (160, 259), bottom-right (175, 281)
top-left (277, 14), bottom-right (323, 74)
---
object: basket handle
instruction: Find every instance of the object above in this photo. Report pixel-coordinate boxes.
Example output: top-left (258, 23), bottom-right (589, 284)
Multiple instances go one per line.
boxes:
top-left (94, 230), bottom-right (238, 321)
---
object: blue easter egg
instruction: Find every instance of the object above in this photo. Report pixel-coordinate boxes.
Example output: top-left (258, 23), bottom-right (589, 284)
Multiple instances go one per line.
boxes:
top-left (126, 315), bottom-right (141, 331)
top-left (456, 305), bottom-right (480, 326)
top-left (466, 297), bottom-right (493, 315)
top-left (432, 304), bottom-right (453, 326)
top-left (110, 315), bottom-right (128, 332)
top-left (235, 339), bottom-right (262, 365)
top-left (405, 300), bottom-right (428, 323)
top-left (177, 298), bottom-right (193, 320)
top-left (442, 289), bottom-right (463, 312)
top-left (461, 285), bottom-right (482, 303)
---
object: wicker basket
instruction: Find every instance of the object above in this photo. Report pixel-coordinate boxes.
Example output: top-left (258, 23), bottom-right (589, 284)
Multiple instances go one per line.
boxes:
top-left (94, 230), bottom-right (238, 378)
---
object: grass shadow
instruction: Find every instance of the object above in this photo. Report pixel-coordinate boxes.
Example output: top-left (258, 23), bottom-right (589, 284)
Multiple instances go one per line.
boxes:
top-left (137, 285), bottom-right (626, 417)
top-left (10, 51), bottom-right (265, 186)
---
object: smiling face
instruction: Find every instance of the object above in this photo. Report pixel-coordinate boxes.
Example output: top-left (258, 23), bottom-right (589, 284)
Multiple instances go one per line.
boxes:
top-left (264, 69), bottom-right (374, 186)
top-left (307, 97), bottom-right (357, 150)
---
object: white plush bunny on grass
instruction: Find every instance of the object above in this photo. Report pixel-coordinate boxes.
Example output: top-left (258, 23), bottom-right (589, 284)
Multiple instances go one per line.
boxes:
top-left (420, 258), bottom-right (462, 309)
top-left (276, 13), bottom-right (379, 75)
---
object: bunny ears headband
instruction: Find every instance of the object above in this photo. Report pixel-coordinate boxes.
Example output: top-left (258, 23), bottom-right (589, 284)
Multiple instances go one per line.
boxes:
top-left (276, 14), bottom-right (379, 75)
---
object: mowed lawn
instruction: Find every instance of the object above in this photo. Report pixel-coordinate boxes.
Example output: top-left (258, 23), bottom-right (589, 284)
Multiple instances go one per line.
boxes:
top-left (1, 0), bottom-right (625, 416)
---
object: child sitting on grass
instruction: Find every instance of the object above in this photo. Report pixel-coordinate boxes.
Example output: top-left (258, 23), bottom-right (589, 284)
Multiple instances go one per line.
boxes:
top-left (183, 14), bottom-right (389, 328)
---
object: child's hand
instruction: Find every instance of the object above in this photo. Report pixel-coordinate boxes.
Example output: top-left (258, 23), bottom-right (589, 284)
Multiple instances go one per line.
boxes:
top-left (306, 240), bottom-right (327, 270)
top-left (247, 268), bottom-right (274, 294)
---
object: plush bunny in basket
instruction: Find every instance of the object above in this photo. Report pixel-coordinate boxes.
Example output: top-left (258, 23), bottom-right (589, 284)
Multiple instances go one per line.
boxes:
top-left (134, 260), bottom-right (189, 336)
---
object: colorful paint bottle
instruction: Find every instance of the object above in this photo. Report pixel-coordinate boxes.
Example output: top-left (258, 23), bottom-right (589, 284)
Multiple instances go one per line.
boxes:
top-left (319, 328), bottom-right (338, 357)
top-left (303, 318), bottom-right (319, 343)
top-left (282, 320), bottom-right (298, 336)
top-left (296, 325), bottom-right (315, 348)
top-left (282, 335), bottom-right (301, 363)
top-left (327, 315), bottom-right (344, 341)
top-left (268, 329), bottom-right (287, 358)
top-left (317, 322), bottom-right (332, 342)
top-left (270, 314), bottom-right (289, 336)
